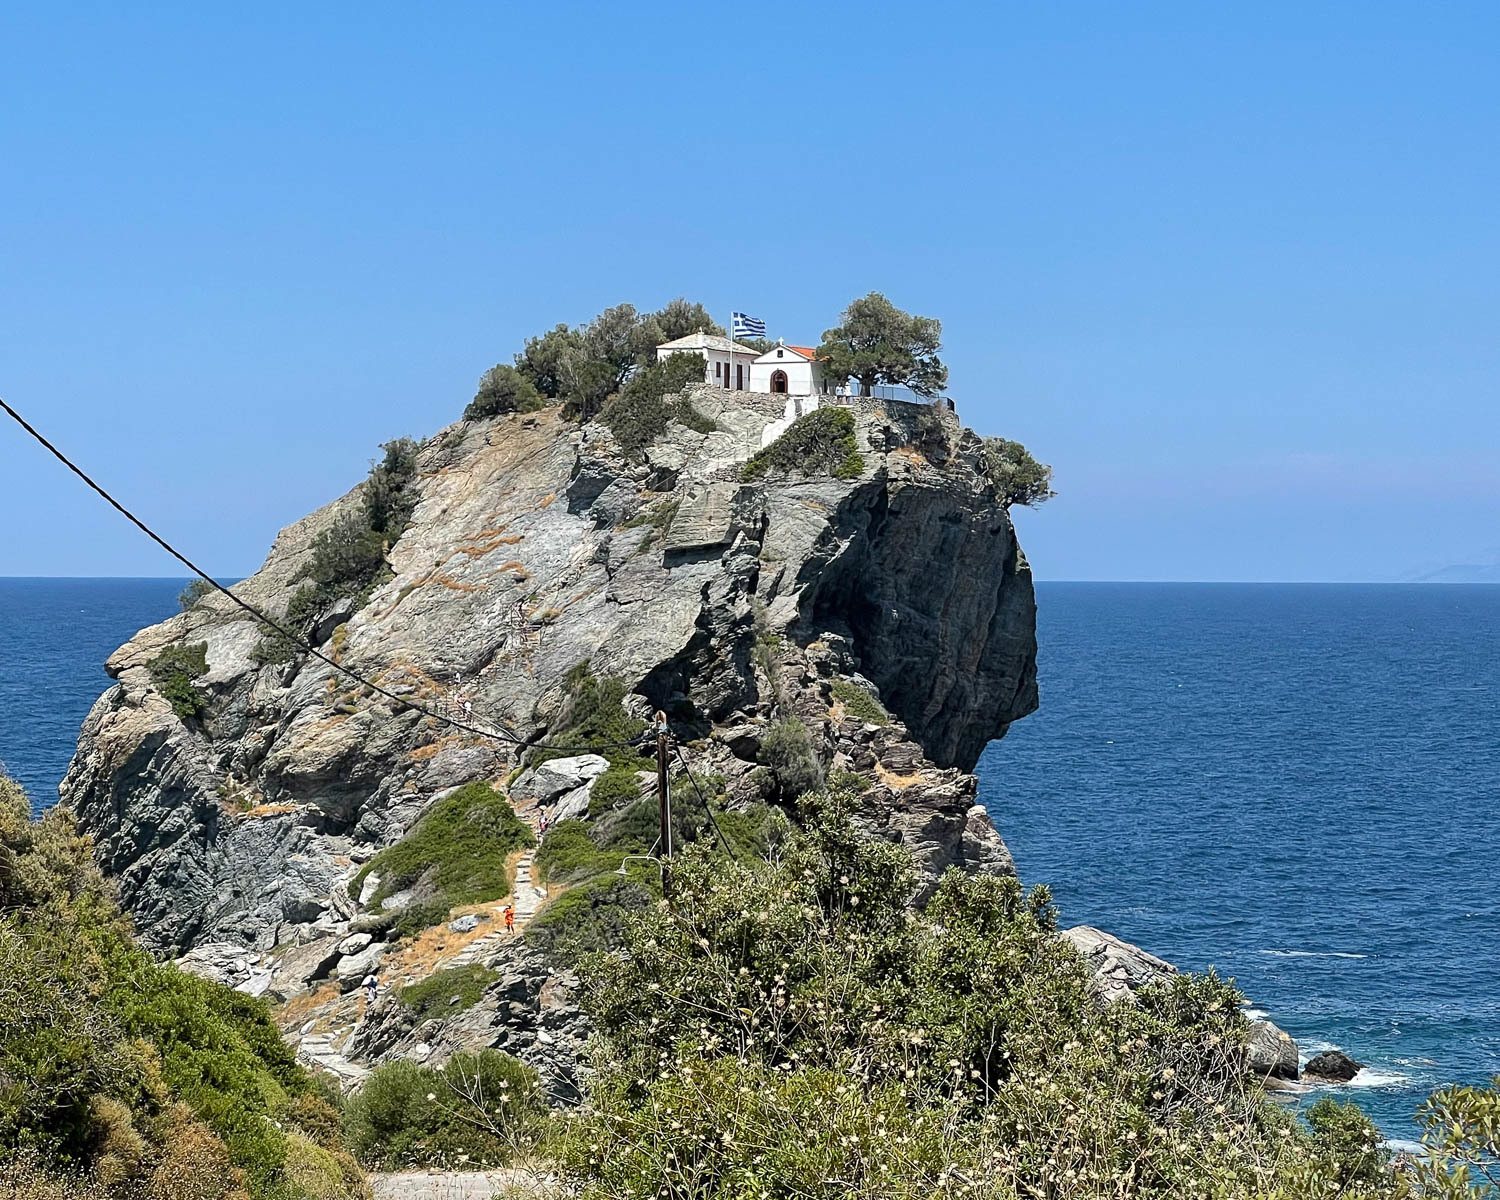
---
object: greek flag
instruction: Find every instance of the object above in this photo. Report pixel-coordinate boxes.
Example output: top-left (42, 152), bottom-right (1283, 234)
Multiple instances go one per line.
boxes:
top-left (731, 311), bottom-right (766, 339)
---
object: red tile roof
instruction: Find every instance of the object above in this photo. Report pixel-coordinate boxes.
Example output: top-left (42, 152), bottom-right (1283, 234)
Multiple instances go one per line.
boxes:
top-left (786, 345), bottom-right (820, 359)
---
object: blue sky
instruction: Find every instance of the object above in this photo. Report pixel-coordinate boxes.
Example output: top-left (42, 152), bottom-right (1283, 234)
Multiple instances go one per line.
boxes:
top-left (2, 3), bottom-right (1498, 581)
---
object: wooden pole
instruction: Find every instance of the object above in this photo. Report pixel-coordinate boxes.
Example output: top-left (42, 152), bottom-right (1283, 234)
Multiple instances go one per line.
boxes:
top-left (655, 710), bottom-right (671, 861)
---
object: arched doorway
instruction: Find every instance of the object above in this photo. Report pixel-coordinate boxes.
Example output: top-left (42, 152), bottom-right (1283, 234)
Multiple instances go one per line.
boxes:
top-left (770, 369), bottom-right (788, 394)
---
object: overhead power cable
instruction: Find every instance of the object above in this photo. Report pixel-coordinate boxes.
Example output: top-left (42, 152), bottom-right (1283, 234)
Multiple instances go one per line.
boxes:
top-left (672, 743), bottom-right (736, 856)
top-left (0, 395), bottom-right (643, 756)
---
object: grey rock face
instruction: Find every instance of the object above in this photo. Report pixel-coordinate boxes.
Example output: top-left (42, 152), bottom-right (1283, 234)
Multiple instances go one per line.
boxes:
top-left (1247, 1020), bottom-right (1301, 1081)
top-left (64, 393), bottom-right (1037, 961)
top-left (1063, 925), bottom-right (1301, 1080)
top-left (510, 755), bottom-right (610, 807)
top-left (1061, 925), bottom-right (1177, 1004)
top-left (335, 942), bottom-right (389, 990)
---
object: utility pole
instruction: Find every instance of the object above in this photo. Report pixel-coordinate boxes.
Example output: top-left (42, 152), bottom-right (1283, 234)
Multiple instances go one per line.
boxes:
top-left (654, 710), bottom-right (672, 861)
top-left (654, 710), bottom-right (672, 900)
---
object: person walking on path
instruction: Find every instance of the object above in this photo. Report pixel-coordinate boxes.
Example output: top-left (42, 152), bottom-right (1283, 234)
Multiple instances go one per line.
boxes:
top-left (362, 972), bottom-right (379, 1009)
top-left (503, 904), bottom-right (516, 936)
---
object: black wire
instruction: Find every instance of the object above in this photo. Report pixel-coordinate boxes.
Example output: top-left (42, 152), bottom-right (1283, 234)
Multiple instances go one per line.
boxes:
top-left (672, 743), bottom-right (735, 856)
top-left (0, 395), bottom-right (643, 757)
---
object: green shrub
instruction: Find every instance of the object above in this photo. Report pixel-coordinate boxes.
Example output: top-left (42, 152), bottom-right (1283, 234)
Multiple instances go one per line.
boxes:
top-left (741, 406), bottom-right (863, 482)
top-left (465, 365), bottom-right (544, 421)
top-left (0, 770), bottom-right (365, 1199)
top-left (586, 759), bottom-right (649, 818)
top-left (525, 871), bottom-right (656, 967)
top-left (538, 663), bottom-right (646, 761)
top-left (829, 677), bottom-right (889, 724)
top-left (600, 353), bottom-right (716, 459)
top-left (395, 965), bottom-right (497, 1022)
top-left (146, 642), bottom-right (209, 721)
top-left (978, 435), bottom-right (1054, 508)
top-left (177, 578), bottom-right (214, 611)
top-left (758, 717), bottom-right (822, 799)
top-left (534, 820), bottom-right (618, 887)
top-left (363, 437), bottom-right (421, 537)
top-left (342, 1050), bottom-right (542, 1170)
top-left (350, 782), bottom-right (533, 940)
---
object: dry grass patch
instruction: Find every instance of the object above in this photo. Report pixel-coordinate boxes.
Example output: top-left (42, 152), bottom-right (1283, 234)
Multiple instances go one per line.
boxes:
top-left (874, 761), bottom-right (925, 792)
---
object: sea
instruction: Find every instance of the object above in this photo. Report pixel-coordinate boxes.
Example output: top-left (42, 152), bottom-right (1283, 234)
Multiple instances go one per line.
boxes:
top-left (1, 577), bottom-right (1496, 1135)
top-left (979, 582), bottom-right (1500, 1137)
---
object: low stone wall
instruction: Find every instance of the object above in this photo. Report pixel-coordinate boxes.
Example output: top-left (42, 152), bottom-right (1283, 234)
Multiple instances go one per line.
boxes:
top-left (688, 383), bottom-right (959, 427)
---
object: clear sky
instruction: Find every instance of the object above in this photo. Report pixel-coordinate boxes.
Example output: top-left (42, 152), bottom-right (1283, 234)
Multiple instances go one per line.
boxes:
top-left (3, 3), bottom-right (1498, 581)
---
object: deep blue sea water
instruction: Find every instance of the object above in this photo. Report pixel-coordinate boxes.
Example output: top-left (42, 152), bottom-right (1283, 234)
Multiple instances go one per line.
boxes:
top-left (0, 578), bottom-right (184, 811)
top-left (1, 578), bottom-right (1495, 1134)
top-left (979, 582), bottom-right (1500, 1136)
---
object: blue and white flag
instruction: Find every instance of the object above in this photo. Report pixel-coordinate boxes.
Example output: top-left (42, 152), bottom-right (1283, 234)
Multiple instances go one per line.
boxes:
top-left (731, 311), bottom-right (766, 339)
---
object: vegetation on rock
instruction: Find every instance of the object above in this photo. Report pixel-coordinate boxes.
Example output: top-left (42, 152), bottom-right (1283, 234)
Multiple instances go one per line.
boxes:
top-left (830, 676), bottom-right (891, 725)
top-left (350, 782), bottom-right (533, 940)
top-left (146, 642), bottom-right (210, 721)
top-left (758, 716), bottom-right (823, 799)
top-left (600, 352), bottom-right (716, 459)
top-left (818, 291), bottom-right (948, 398)
top-left (177, 578), bottom-right (214, 611)
top-left (465, 364), bottom-right (544, 421)
top-left (395, 964), bottom-right (498, 1022)
top-left (979, 436), bottom-right (1055, 508)
top-left (0, 770), bottom-right (368, 1200)
top-left (740, 406), bottom-right (864, 483)
top-left (252, 438), bottom-right (421, 665)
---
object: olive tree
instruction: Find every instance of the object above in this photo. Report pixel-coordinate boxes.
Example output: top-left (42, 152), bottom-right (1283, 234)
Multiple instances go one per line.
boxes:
top-left (819, 292), bottom-right (948, 398)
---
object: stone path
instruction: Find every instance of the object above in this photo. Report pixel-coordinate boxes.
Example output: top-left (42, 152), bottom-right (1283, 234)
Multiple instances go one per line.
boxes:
top-left (442, 846), bottom-right (546, 970)
top-left (370, 1167), bottom-right (554, 1199)
top-left (296, 1024), bottom-right (370, 1085)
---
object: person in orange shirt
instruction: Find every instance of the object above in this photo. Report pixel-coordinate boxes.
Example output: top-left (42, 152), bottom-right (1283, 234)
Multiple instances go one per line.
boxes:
top-left (503, 905), bottom-right (516, 935)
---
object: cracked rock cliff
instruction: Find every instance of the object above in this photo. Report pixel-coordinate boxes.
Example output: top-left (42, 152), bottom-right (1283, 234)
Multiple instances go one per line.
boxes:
top-left (61, 386), bottom-right (1038, 1085)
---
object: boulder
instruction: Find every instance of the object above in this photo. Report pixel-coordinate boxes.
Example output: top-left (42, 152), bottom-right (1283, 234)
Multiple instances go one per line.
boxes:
top-left (335, 942), bottom-right (389, 991)
top-left (449, 914), bottom-right (482, 934)
top-left (510, 755), bottom-right (610, 808)
top-left (1061, 925), bottom-right (1177, 1004)
top-left (1246, 1020), bottom-right (1301, 1081)
top-left (1305, 1050), bottom-right (1362, 1082)
top-left (267, 935), bottom-right (343, 1001)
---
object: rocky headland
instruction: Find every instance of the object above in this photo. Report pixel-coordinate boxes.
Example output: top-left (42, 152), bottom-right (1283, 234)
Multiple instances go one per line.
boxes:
top-left (61, 380), bottom-right (1307, 1095)
top-left (61, 386), bottom-right (1049, 1085)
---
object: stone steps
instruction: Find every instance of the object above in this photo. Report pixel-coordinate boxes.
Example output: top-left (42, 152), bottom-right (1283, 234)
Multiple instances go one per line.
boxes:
top-left (296, 1026), bottom-right (370, 1085)
top-left (440, 844), bottom-right (545, 970)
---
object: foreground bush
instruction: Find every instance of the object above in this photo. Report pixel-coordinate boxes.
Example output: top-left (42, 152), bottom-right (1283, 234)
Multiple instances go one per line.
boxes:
top-left (342, 1050), bottom-right (543, 1170)
top-left (555, 788), bottom-right (1410, 1200)
top-left (0, 771), bottom-right (368, 1199)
